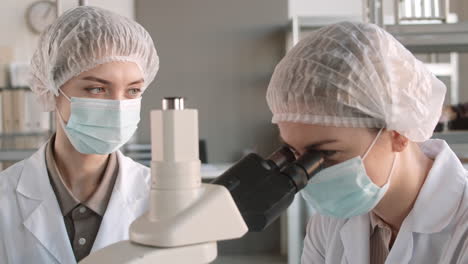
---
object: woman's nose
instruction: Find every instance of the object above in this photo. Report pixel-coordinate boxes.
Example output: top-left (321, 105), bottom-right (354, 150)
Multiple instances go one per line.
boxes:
top-left (109, 88), bottom-right (127, 100)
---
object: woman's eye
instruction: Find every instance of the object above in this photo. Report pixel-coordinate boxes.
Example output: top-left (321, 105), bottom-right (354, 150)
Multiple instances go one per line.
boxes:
top-left (321, 150), bottom-right (337, 157)
top-left (285, 146), bottom-right (300, 159)
top-left (128, 88), bottom-right (142, 96)
top-left (86, 87), bottom-right (105, 94)
top-left (292, 150), bottom-right (300, 159)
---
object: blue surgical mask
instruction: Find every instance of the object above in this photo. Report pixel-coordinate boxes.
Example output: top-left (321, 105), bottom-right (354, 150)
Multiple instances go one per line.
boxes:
top-left (56, 89), bottom-right (141, 155)
top-left (301, 128), bottom-right (397, 219)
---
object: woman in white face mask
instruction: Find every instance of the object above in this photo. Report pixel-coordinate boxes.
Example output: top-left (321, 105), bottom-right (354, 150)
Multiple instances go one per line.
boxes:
top-left (267, 22), bottom-right (468, 264)
top-left (0, 6), bottom-right (158, 263)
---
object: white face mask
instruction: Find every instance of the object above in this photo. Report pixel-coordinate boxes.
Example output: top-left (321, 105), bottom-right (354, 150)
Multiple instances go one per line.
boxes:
top-left (56, 89), bottom-right (141, 155)
top-left (301, 128), bottom-right (397, 219)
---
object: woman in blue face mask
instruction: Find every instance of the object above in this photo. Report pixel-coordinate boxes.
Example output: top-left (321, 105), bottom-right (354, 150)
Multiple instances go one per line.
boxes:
top-left (267, 22), bottom-right (468, 263)
top-left (0, 6), bottom-right (158, 263)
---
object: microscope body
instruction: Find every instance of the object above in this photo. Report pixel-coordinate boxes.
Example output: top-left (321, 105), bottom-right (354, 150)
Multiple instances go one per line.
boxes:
top-left (80, 98), bottom-right (247, 264)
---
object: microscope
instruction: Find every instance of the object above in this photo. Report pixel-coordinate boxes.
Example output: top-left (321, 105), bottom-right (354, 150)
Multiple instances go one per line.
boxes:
top-left (80, 98), bottom-right (324, 263)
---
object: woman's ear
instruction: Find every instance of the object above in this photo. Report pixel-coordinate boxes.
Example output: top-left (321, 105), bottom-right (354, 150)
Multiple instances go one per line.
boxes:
top-left (390, 131), bottom-right (409, 152)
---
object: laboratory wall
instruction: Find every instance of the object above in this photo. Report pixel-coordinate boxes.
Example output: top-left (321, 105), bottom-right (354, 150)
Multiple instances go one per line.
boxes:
top-left (0, 0), bottom-right (135, 68)
top-left (135, 0), bottom-right (288, 163)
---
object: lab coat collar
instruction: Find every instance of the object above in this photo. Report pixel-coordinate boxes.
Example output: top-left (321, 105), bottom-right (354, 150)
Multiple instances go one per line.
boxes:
top-left (405, 139), bottom-right (467, 233)
top-left (16, 143), bottom-right (149, 262)
top-left (340, 214), bottom-right (371, 264)
top-left (16, 143), bottom-right (76, 264)
top-left (16, 146), bottom-right (146, 203)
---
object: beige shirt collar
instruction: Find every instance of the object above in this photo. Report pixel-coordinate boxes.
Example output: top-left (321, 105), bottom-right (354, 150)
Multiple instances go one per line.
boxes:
top-left (370, 211), bottom-right (394, 234)
top-left (45, 134), bottom-right (119, 216)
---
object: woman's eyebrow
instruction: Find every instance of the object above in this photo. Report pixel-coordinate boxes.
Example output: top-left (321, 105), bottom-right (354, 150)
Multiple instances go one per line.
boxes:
top-left (82, 76), bottom-right (111, 85)
top-left (279, 136), bottom-right (337, 152)
top-left (128, 78), bottom-right (144, 86)
top-left (305, 140), bottom-right (338, 150)
top-left (279, 136), bottom-right (295, 150)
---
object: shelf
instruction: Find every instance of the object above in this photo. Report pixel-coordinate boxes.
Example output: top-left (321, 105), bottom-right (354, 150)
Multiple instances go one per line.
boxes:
top-left (432, 131), bottom-right (468, 158)
top-left (290, 17), bottom-right (468, 53)
top-left (0, 131), bottom-right (51, 137)
top-left (385, 22), bottom-right (468, 53)
top-left (0, 150), bottom-right (36, 161)
top-left (432, 131), bottom-right (468, 144)
top-left (424, 63), bottom-right (454, 77)
top-left (290, 15), bottom-right (362, 29)
top-left (122, 143), bottom-right (151, 151)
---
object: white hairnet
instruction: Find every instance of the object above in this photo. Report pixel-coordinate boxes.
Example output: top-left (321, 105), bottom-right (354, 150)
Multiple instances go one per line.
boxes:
top-left (266, 22), bottom-right (446, 142)
top-left (30, 6), bottom-right (159, 111)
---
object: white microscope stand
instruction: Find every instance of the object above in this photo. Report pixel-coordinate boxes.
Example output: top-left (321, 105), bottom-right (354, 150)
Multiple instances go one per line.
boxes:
top-left (80, 240), bottom-right (217, 264)
top-left (80, 98), bottom-right (248, 264)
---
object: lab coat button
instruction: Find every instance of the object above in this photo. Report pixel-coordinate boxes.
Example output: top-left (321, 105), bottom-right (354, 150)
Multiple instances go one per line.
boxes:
top-left (78, 238), bottom-right (86, 246)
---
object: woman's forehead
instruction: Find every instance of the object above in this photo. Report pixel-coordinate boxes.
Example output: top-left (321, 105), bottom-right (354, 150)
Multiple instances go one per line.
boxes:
top-left (278, 122), bottom-right (370, 148)
top-left (81, 61), bottom-right (143, 77)
top-left (73, 62), bottom-right (144, 84)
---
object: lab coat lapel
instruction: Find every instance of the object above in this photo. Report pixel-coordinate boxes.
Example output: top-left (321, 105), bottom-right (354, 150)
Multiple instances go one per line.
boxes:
top-left (406, 140), bottom-right (466, 233)
top-left (340, 214), bottom-right (370, 264)
top-left (91, 151), bottom-right (147, 251)
top-left (90, 189), bottom-right (135, 250)
top-left (16, 145), bottom-right (76, 264)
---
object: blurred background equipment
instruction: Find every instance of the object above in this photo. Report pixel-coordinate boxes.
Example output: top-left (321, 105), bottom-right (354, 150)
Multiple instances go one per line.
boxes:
top-left (0, 62), bottom-right (51, 170)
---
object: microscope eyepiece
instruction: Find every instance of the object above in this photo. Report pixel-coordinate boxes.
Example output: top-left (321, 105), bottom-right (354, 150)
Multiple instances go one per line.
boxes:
top-left (266, 145), bottom-right (296, 169)
top-left (281, 151), bottom-right (324, 191)
top-left (162, 97), bottom-right (185, 110)
top-left (212, 147), bottom-right (324, 231)
top-left (295, 151), bottom-right (324, 179)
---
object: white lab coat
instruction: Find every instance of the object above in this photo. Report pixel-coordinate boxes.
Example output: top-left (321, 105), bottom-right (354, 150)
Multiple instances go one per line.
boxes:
top-left (0, 143), bottom-right (151, 264)
top-left (301, 139), bottom-right (468, 264)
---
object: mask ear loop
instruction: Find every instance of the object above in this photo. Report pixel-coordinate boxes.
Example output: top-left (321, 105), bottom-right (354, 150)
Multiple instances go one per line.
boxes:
top-left (362, 128), bottom-right (398, 187)
top-left (55, 88), bottom-right (71, 125)
top-left (362, 128), bottom-right (384, 160)
top-left (58, 88), bottom-right (72, 102)
top-left (55, 106), bottom-right (67, 125)
top-left (54, 90), bottom-right (80, 151)
top-left (385, 153), bottom-right (398, 186)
